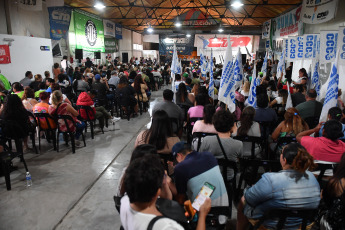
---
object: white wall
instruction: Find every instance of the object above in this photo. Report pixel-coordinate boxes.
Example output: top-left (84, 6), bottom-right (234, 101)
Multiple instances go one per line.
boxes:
top-left (119, 28), bottom-right (132, 61)
top-left (143, 34), bottom-right (159, 43)
top-left (0, 1), bottom-right (7, 34)
top-left (133, 31), bottom-right (142, 45)
top-left (0, 34), bottom-right (54, 83)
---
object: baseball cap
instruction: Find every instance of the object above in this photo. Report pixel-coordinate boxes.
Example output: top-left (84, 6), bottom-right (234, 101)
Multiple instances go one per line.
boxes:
top-left (95, 74), bottom-right (101, 80)
top-left (172, 141), bottom-right (187, 157)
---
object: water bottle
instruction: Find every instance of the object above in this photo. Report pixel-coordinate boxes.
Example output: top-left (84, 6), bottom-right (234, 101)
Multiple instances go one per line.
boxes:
top-left (26, 172), bottom-right (32, 187)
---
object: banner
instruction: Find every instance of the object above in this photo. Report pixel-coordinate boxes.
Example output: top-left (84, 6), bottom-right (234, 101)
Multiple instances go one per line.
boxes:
top-left (246, 64), bottom-right (258, 107)
top-left (271, 5), bottom-right (303, 40)
top-left (103, 20), bottom-right (116, 37)
top-left (73, 10), bottom-right (105, 52)
top-left (115, 23), bottom-right (122, 39)
top-left (208, 50), bottom-right (214, 99)
top-left (0, 45), bottom-right (11, 64)
top-left (48, 6), bottom-right (72, 40)
top-left (219, 35), bottom-right (233, 104)
top-left (18, 0), bottom-right (42, 11)
top-left (262, 20), bottom-right (271, 39)
top-left (288, 36), bottom-right (298, 62)
top-left (284, 38), bottom-right (289, 59)
top-left (296, 36), bottom-right (304, 60)
top-left (200, 49), bottom-right (207, 76)
top-left (262, 52), bottom-right (268, 77)
top-left (303, 34), bottom-right (320, 59)
top-left (320, 30), bottom-right (338, 64)
top-left (311, 60), bottom-right (320, 98)
top-left (338, 26), bottom-right (345, 66)
top-left (301, 0), bottom-right (339, 24)
top-left (171, 43), bottom-right (178, 92)
top-left (104, 38), bottom-right (119, 53)
top-left (234, 47), bottom-right (243, 89)
top-left (159, 36), bottom-right (195, 56)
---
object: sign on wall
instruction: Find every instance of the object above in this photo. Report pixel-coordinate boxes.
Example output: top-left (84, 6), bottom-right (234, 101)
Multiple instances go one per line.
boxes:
top-left (159, 36), bottom-right (195, 56)
top-left (73, 10), bottom-right (105, 52)
top-left (104, 38), bottom-right (119, 53)
top-left (320, 30), bottom-right (338, 64)
top-left (103, 20), bottom-right (116, 37)
top-left (271, 6), bottom-right (303, 40)
top-left (115, 23), bottom-right (122, 40)
top-left (0, 45), bottom-right (11, 64)
top-left (262, 20), bottom-right (271, 39)
top-left (48, 6), bottom-right (72, 40)
top-left (301, 0), bottom-right (339, 24)
top-left (18, 0), bottom-right (42, 11)
top-left (303, 34), bottom-right (320, 59)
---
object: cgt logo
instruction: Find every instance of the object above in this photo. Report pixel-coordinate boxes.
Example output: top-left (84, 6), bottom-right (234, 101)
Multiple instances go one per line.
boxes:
top-left (290, 39), bottom-right (296, 59)
top-left (85, 20), bottom-right (97, 46)
top-left (52, 10), bottom-right (70, 21)
top-left (305, 35), bottom-right (314, 59)
top-left (325, 33), bottom-right (337, 60)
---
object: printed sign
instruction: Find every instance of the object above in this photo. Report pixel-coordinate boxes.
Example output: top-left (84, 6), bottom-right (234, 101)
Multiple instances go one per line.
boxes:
top-left (303, 34), bottom-right (320, 59)
top-left (288, 36), bottom-right (297, 62)
top-left (0, 45), bottom-right (11, 64)
top-left (18, 0), bottom-right (42, 11)
top-left (40, 46), bottom-right (50, 51)
top-left (115, 23), bottom-right (122, 40)
top-left (271, 6), bottom-right (303, 39)
top-left (104, 37), bottom-right (119, 53)
top-left (296, 36), bottom-right (304, 60)
top-left (103, 19), bottom-right (116, 37)
top-left (159, 36), bottom-right (195, 56)
top-left (262, 20), bottom-right (271, 39)
top-left (48, 6), bottom-right (72, 40)
top-left (320, 30), bottom-right (338, 64)
top-left (338, 26), bottom-right (345, 66)
top-left (301, 0), bottom-right (339, 24)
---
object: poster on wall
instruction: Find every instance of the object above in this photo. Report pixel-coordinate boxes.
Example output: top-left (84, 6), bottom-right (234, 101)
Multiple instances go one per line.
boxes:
top-left (262, 20), bottom-right (271, 39)
top-left (104, 38), bottom-right (119, 53)
top-left (72, 9), bottom-right (105, 52)
top-left (0, 45), bottom-right (11, 64)
top-left (338, 26), bottom-right (345, 66)
top-left (320, 30), bottom-right (338, 64)
top-left (103, 20), bottom-right (116, 37)
top-left (303, 34), bottom-right (320, 59)
top-left (48, 6), bottom-right (72, 40)
top-left (159, 36), bottom-right (195, 56)
top-left (115, 23), bottom-right (122, 40)
top-left (271, 6), bottom-right (303, 40)
top-left (18, 0), bottom-right (42, 11)
top-left (301, 0), bottom-right (339, 24)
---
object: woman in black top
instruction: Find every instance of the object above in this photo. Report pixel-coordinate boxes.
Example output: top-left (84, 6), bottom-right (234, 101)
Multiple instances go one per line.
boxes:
top-left (117, 77), bottom-right (138, 114)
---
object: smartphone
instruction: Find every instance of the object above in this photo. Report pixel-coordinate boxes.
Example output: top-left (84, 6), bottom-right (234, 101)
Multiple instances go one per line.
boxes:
top-left (192, 182), bottom-right (215, 211)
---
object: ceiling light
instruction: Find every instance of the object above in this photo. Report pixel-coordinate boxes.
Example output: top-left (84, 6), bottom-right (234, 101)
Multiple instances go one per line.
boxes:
top-left (175, 21), bottom-right (182, 27)
top-left (218, 28), bottom-right (224, 32)
top-left (186, 34), bottom-right (191, 37)
top-left (94, 1), bottom-right (106, 9)
top-left (147, 27), bottom-right (153, 33)
top-left (231, 1), bottom-right (244, 8)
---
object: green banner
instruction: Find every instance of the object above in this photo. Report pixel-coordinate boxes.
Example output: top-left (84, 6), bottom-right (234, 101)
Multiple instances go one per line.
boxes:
top-left (72, 9), bottom-right (105, 52)
top-left (104, 37), bottom-right (119, 53)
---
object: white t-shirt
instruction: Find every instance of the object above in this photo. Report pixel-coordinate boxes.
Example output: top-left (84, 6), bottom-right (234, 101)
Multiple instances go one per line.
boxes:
top-left (120, 195), bottom-right (183, 230)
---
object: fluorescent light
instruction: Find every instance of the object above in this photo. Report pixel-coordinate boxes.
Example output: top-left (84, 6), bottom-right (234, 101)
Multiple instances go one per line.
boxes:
top-left (94, 2), bottom-right (106, 9)
top-left (175, 22), bottom-right (182, 27)
top-left (186, 34), bottom-right (191, 37)
top-left (147, 27), bottom-right (153, 33)
top-left (231, 1), bottom-right (244, 8)
top-left (218, 28), bottom-right (224, 32)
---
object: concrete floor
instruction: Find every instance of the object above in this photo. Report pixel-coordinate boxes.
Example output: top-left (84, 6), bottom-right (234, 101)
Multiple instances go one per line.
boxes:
top-left (0, 86), bottom-right (238, 230)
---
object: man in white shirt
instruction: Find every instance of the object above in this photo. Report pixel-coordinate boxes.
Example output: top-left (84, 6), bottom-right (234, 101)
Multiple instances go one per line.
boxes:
top-left (108, 70), bottom-right (120, 87)
top-left (60, 56), bottom-right (71, 73)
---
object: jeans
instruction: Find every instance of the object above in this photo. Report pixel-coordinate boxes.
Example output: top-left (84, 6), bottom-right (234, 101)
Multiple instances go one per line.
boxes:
top-left (95, 106), bottom-right (111, 128)
top-left (75, 121), bottom-right (86, 140)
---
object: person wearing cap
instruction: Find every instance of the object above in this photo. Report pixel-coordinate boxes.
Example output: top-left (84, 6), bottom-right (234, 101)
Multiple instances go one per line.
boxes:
top-left (108, 70), bottom-right (120, 88)
top-left (173, 142), bottom-right (229, 208)
top-left (92, 74), bottom-right (109, 105)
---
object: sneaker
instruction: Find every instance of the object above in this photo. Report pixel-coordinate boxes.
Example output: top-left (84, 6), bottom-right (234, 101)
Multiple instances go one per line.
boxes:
top-left (75, 140), bottom-right (83, 148)
top-left (111, 117), bottom-right (121, 123)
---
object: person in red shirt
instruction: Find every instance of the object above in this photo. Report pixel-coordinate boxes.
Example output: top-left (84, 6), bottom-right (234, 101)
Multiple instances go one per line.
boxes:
top-left (297, 120), bottom-right (345, 163)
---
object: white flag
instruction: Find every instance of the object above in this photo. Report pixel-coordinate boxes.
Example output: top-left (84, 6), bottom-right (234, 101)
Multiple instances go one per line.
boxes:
top-left (285, 82), bottom-right (293, 110)
top-left (262, 51), bottom-right (268, 78)
top-left (219, 35), bottom-right (233, 103)
top-left (246, 64), bottom-right (258, 107)
top-left (234, 47), bottom-right (243, 89)
top-left (319, 53), bottom-right (340, 122)
top-left (208, 49), bottom-right (215, 99)
top-left (171, 43), bottom-right (178, 93)
top-left (277, 50), bottom-right (285, 80)
top-left (311, 60), bottom-right (321, 99)
top-left (200, 50), bottom-right (207, 76)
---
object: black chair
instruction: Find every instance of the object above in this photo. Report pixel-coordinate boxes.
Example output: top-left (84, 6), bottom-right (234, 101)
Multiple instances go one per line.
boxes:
top-left (186, 117), bottom-right (203, 144)
top-left (170, 118), bottom-right (182, 138)
top-left (108, 84), bottom-right (118, 117)
top-left (34, 113), bottom-right (57, 150)
top-left (273, 136), bottom-right (297, 159)
top-left (233, 136), bottom-right (262, 159)
top-left (26, 111), bottom-right (39, 154)
top-left (78, 105), bottom-right (103, 139)
top-left (56, 115), bottom-right (86, 153)
top-left (304, 116), bottom-right (319, 129)
top-left (192, 132), bottom-right (217, 152)
top-left (314, 162), bottom-right (339, 184)
top-left (259, 121), bottom-right (277, 156)
top-left (117, 92), bottom-right (134, 121)
top-left (135, 91), bottom-right (147, 116)
top-left (177, 104), bottom-right (191, 123)
top-left (251, 209), bottom-right (317, 230)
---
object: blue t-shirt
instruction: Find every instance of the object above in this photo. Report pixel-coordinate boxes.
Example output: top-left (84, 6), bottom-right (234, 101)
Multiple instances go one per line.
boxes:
top-left (46, 87), bottom-right (52, 93)
top-left (174, 151), bottom-right (229, 207)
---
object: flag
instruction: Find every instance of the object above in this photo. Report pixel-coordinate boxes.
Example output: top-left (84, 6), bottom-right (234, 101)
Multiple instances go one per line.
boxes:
top-left (277, 50), bottom-right (285, 79)
top-left (171, 43), bottom-right (179, 93)
top-left (245, 46), bottom-right (252, 57)
top-left (219, 35), bottom-right (233, 103)
top-left (311, 60), bottom-right (320, 99)
top-left (234, 47), bottom-right (243, 89)
top-left (208, 49), bottom-right (215, 99)
top-left (176, 59), bottom-right (182, 74)
top-left (200, 49), bottom-right (207, 76)
top-left (262, 51), bottom-right (268, 78)
top-left (319, 53), bottom-right (340, 122)
top-left (285, 82), bottom-right (293, 110)
top-left (246, 64), bottom-right (258, 107)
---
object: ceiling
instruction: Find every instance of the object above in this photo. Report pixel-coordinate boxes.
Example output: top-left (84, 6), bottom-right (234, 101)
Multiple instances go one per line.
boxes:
top-left (64, 0), bottom-right (302, 35)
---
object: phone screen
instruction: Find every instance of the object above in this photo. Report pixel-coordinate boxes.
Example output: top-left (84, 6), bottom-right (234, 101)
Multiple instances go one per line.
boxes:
top-left (192, 182), bottom-right (215, 211)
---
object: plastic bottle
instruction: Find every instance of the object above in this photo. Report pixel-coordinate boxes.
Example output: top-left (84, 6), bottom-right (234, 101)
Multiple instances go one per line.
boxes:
top-left (26, 172), bottom-right (32, 187)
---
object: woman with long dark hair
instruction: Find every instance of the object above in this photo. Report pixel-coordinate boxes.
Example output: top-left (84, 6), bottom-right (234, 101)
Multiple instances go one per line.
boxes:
top-left (131, 75), bottom-right (149, 103)
top-left (135, 110), bottom-right (180, 154)
top-left (293, 68), bottom-right (308, 86)
top-left (117, 76), bottom-right (138, 114)
top-left (176, 83), bottom-right (194, 107)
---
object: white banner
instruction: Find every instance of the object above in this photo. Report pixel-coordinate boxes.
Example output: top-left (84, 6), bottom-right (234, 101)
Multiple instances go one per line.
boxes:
top-left (338, 26), bottom-right (345, 66)
top-left (303, 34), bottom-right (320, 59)
top-left (284, 38), bottom-right (289, 59)
top-left (301, 0), bottom-right (339, 24)
top-left (262, 20), bottom-right (271, 39)
top-left (219, 35), bottom-right (233, 104)
top-left (296, 36), bottom-right (304, 60)
top-left (320, 30), bottom-right (338, 64)
top-left (103, 20), bottom-right (116, 37)
top-left (246, 64), bottom-right (258, 107)
top-left (209, 50), bottom-right (215, 100)
top-left (18, 0), bottom-right (43, 11)
top-left (288, 36), bottom-right (297, 62)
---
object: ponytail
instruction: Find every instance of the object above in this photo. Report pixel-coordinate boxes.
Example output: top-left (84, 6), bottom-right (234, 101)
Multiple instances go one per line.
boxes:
top-left (283, 142), bottom-right (316, 173)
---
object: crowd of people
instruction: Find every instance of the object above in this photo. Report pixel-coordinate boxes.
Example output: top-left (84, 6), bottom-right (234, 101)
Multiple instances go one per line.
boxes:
top-left (1, 54), bottom-right (345, 230)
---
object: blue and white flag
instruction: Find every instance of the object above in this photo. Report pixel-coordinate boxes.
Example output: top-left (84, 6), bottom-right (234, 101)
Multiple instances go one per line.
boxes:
top-left (311, 60), bottom-right (320, 99)
top-left (285, 82), bottom-right (293, 110)
top-left (246, 64), bottom-right (258, 107)
top-left (277, 50), bottom-right (285, 79)
top-left (171, 43), bottom-right (179, 92)
top-left (176, 59), bottom-right (182, 74)
top-left (288, 36), bottom-right (297, 62)
top-left (219, 35), bottom-right (233, 103)
top-left (262, 51), bottom-right (268, 78)
top-left (319, 53), bottom-right (340, 122)
top-left (296, 36), bottom-right (304, 60)
top-left (200, 49), bottom-right (207, 76)
top-left (208, 49), bottom-right (215, 99)
top-left (320, 30), bottom-right (338, 64)
top-left (234, 47), bottom-right (243, 89)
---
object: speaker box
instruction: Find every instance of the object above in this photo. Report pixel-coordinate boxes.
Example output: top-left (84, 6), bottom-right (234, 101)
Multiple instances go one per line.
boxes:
top-left (94, 52), bottom-right (101, 59)
top-left (75, 49), bottom-right (83, 59)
